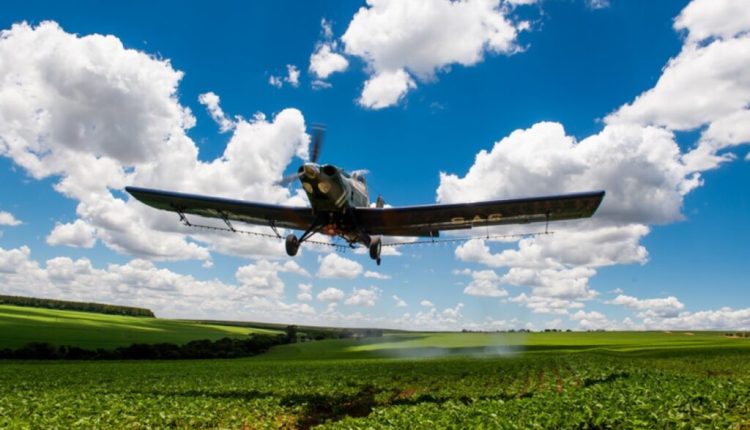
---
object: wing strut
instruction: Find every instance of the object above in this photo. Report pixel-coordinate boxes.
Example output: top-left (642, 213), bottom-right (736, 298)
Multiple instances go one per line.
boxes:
top-left (218, 211), bottom-right (236, 232)
top-left (268, 220), bottom-right (282, 239)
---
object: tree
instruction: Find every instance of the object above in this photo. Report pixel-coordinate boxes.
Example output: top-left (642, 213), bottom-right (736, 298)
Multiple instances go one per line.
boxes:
top-left (285, 325), bottom-right (298, 343)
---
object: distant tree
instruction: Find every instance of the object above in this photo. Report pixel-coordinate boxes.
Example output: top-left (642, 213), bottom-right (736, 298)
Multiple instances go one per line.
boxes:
top-left (0, 294), bottom-right (155, 317)
top-left (285, 325), bottom-right (299, 343)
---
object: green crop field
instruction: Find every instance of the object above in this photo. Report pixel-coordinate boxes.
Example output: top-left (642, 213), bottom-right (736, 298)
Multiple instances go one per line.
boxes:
top-left (1, 307), bottom-right (749, 428)
top-left (0, 304), bottom-right (279, 349)
top-left (2, 313), bottom-right (750, 429)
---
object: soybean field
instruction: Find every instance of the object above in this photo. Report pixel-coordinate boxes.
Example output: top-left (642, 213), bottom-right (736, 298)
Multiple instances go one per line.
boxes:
top-left (2, 328), bottom-right (750, 429)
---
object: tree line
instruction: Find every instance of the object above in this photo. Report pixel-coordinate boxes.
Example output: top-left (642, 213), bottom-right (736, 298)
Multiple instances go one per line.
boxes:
top-left (0, 333), bottom-right (287, 360)
top-left (0, 295), bottom-right (155, 317)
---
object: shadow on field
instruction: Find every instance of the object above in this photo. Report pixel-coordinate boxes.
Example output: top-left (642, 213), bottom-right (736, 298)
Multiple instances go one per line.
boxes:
top-left (280, 386), bottom-right (378, 429)
top-left (278, 370), bottom-right (634, 429)
top-left (144, 369), bottom-right (633, 429)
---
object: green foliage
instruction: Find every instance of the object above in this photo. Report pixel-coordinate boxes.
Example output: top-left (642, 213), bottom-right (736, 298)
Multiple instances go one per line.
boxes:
top-left (0, 334), bottom-right (287, 360)
top-left (0, 294), bottom-right (154, 317)
top-left (1, 338), bottom-right (749, 428)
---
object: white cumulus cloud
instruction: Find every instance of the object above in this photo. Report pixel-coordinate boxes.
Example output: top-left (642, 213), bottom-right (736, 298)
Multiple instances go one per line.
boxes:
top-left (345, 287), bottom-right (380, 307)
top-left (342, 0), bottom-right (527, 108)
top-left (317, 287), bottom-right (345, 302)
top-left (198, 91), bottom-right (235, 133)
top-left (317, 253), bottom-right (364, 279)
top-left (297, 283), bottom-right (313, 302)
top-left (458, 269), bottom-right (508, 297)
top-left (0, 21), bottom-right (311, 262)
top-left (392, 294), bottom-right (407, 307)
top-left (607, 294), bottom-right (685, 318)
top-left (46, 220), bottom-right (96, 248)
top-left (0, 211), bottom-right (21, 226)
top-left (0, 245), bottom-right (317, 321)
top-left (364, 270), bottom-right (390, 280)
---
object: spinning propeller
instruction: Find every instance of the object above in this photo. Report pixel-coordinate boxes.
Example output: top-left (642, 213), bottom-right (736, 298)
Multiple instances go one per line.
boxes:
top-left (277, 124), bottom-right (326, 186)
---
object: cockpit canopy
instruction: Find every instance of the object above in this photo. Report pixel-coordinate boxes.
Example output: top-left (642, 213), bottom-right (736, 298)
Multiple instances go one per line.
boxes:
top-left (351, 171), bottom-right (367, 184)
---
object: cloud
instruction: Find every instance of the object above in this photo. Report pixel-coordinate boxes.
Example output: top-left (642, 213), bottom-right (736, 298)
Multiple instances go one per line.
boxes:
top-left (286, 64), bottom-right (300, 87)
top-left (235, 259), bottom-right (305, 298)
top-left (358, 69), bottom-right (416, 109)
top-left (341, 0), bottom-right (527, 108)
top-left (198, 92), bottom-right (235, 133)
top-left (439, 122), bottom-right (693, 225)
top-left (458, 269), bottom-right (508, 297)
top-left (297, 283), bottom-right (313, 302)
top-left (434, 0), bottom-right (750, 314)
top-left (310, 44), bottom-right (349, 81)
top-left (345, 286), bottom-right (380, 307)
top-left (0, 211), bottom-right (21, 226)
top-left (506, 0), bottom-right (537, 5)
top-left (437, 0), bottom-right (747, 317)
top-left (441, 302), bottom-right (464, 321)
top-left (607, 294), bottom-right (685, 318)
top-left (321, 18), bottom-right (334, 39)
top-left (268, 75), bottom-right (283, 88)
top-left (0, 245), bottom-right (317, 321)
top-left (420, 299), bottom-right (434, 307)
top-left (317, 287), bottom-right (345, 302)
top-left (268, 64), bottom-right (300, 88)
top-left (586, 0), bottom-right (610, 10)
top-left (392, 294), bottom-right (407, 307)
top-left (400, 304), bottom-right (471, 330)
top-left (317, 253), bottom-right (364, 279)
top-left (436, 2), bottom-right (750, 311)
top-left (606, 1), bottom-right (750, 173)
top-left (510, 293), bottom-right (584, 315)
top-left (0, 21), bottom-right (311, 262)
top-left (309, 19), bottom-right (349, 84)
top-left (674, 0), bottom-right (750, 44)
top-left (569, 310), bottom-right (623, 330)
top-left (442, 121), bottom-right (686, 304)
top-left (641, 307), bottom-right (750, 331)
top-left (46, 220), bottom-right (97, 248)
top-left (364, 270), bottom-right (390, 280)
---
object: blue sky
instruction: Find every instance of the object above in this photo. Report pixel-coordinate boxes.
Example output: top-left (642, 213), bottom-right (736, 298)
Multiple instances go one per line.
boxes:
top-left (0, 0), bottom-right (748, 330)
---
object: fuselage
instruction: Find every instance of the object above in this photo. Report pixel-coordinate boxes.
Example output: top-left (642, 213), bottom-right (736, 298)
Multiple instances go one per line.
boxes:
top-left (297, 162), bottom-right (370, 240)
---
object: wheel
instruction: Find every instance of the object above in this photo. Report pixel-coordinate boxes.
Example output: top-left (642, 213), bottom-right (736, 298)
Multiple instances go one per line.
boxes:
top-left (285, 234), bottom-right (299, 256)
top-left (369, 236), bottom-right (382, 261)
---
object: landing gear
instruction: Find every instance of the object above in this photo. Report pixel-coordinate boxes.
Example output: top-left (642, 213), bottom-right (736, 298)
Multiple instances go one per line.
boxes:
top-left (369, 236), bottom-right (382, 266)
top-left (285, 234), bottom-right (300, 256)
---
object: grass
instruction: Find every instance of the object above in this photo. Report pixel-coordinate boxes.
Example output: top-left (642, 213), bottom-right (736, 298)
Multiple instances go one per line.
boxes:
top-left (0, 304), bottom-right (280, 349)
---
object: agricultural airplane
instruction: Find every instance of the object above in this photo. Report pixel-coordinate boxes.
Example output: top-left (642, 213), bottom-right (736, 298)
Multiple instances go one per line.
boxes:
top-left (126, 126), bottom-right (604, 265)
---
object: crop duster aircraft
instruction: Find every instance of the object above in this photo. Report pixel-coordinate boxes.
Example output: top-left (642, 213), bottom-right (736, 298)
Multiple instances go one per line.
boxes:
top-left (126, 125), bottom-right (605, 265)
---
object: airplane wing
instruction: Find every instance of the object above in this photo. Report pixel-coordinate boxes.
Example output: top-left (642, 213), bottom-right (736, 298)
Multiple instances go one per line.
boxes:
top-left (125, 186), bottom-right (316, 231)
top-left (353, 191), bottom-right (605, 237)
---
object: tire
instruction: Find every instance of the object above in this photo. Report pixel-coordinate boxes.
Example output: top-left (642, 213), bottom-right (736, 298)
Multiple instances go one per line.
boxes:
top-left (369, 236), bottom-right (382, 260)
top-left (285, 234), bottom-right (299, 256)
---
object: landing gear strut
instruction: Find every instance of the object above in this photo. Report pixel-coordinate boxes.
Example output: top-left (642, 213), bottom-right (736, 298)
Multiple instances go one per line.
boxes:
top-left (285, 234), bottom-right (300, 256)
top-left (369, 236), bottom-right (382, 266)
